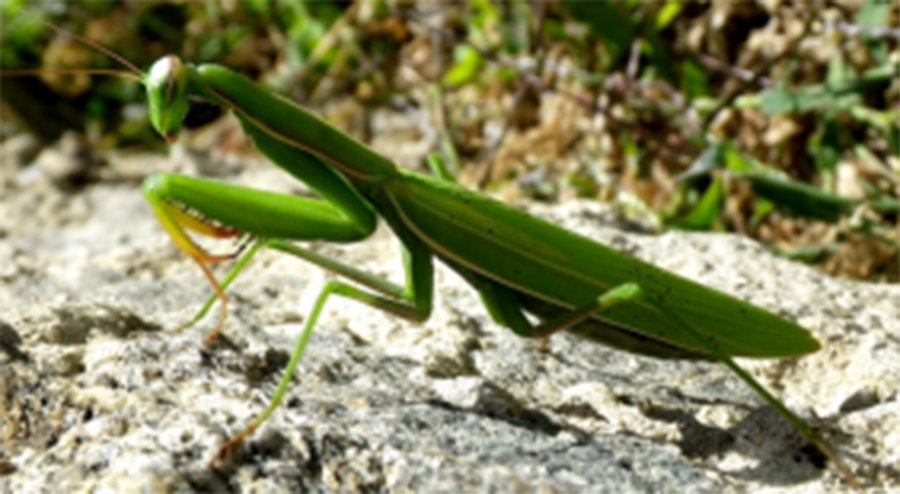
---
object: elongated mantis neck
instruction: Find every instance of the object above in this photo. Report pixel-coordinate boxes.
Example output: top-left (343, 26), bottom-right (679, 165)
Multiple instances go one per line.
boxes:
top-left (177, 62), bottom-right (398, 186)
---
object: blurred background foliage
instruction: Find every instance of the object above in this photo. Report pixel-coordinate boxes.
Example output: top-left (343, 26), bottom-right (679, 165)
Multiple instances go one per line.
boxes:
top-left (1, 0), bottom-right (898, 281)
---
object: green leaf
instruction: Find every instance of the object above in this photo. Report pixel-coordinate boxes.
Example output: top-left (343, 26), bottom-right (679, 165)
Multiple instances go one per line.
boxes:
top-left (751, 198), bottom-right (775, 228)
top-left (759, 87), bottom-right (796, 115)
top-left (743, 172), bottom-right (857, 222)
top-left (857, 0), bottom-right (891, 27)
top-left (769, 244), bottom-right (835, 263)
top-left (757, 65), bottom-right (893, 116)
top-left (850, 106), bottom-right (900, 155)
top-left (640, 31), bottom-right (677, 83)
top-left (809, 118), bottom-right (843, 172)
top-left (857, 0), bottom-right (891, 62)
top-left (655, 1), bottom-right (682, 31)
top-left (562, 1), bottom-right (634, 62)
top-left (674, 175), bottom-right (724, 230)
top-left (442, 45), bottom-right (484, 87)
top-left (499, 0), bottom-right (530, 53)
top-left (468, 0), bottom-right (499, 32)
top-left (677, 141), bottom-right (725, 181)
top-left (680, 60), bottom-right (710, 101)
top-left (868, 194), bottom-right (900, 214)
top-left (722, 142), bottom-right (754, 174)
top-left (244, 0), bottom-right (269, 15)
top-left (0, 7), bottom-right (48, 66)
top-left (826, 51), bottom-right (854, 86)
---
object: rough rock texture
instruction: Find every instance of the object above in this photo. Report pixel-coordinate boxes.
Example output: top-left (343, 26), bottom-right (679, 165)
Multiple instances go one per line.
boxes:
top-left (1, 140), bottom-right (898, 493)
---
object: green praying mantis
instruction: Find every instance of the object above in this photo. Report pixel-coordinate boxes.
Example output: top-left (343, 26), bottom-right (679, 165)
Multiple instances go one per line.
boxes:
top-left (6, 27), bottom-right (859, 487)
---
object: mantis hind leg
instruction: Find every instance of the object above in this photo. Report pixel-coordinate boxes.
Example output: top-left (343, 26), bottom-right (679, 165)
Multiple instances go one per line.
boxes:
top-left (464, 274), bottom-right (858, 485)
top-left (473, 277), bottom-right (652, 340)
top-left (453, 264), bottom-right (705, 358)
top-left (644, 291), bottom-right (859, 486)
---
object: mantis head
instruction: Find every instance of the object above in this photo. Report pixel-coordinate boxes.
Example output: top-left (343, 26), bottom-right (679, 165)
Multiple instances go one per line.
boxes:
top-left (2, 26), bottom-right (190, 144)
top-left (145, 55), bottom-right (190, 142)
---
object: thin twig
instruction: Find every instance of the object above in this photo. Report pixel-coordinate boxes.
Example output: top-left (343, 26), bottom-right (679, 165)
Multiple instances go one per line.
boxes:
top-left (824, 20), bottom-right (900, 40)
top-left (697, 54), bottom-right (770, 87)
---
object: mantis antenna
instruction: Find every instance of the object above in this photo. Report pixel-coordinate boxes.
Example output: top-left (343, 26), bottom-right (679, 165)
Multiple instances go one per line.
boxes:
top-left (1, 22), bottom-right (143, 83)
top-left (43, 21), bottom-right (143, 77)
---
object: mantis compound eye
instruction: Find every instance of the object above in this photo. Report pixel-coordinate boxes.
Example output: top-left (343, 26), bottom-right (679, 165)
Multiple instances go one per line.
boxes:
top-left (146, 55), bottom-right (190, 141)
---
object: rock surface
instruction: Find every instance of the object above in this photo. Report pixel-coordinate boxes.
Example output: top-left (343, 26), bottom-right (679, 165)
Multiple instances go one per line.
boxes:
top-left (1, 141), bottom-right (898, 493)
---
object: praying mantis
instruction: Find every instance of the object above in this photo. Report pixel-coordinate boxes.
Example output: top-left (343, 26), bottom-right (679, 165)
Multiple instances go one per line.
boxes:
top-left (5, 28), bottom-right (859, 487)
